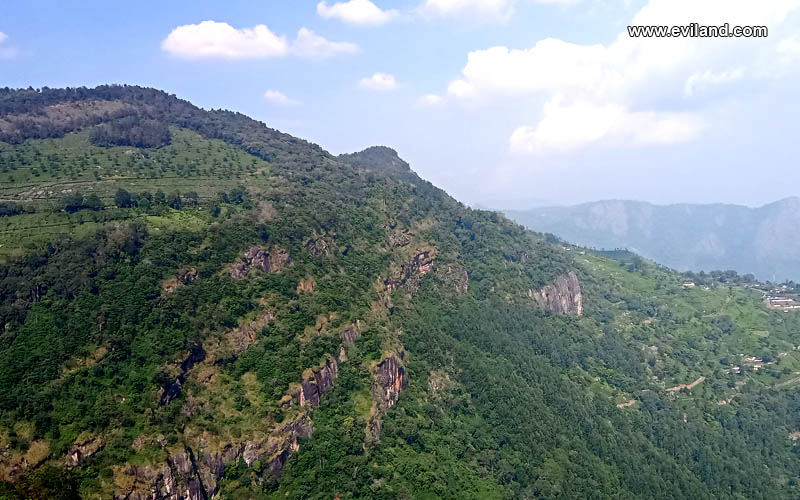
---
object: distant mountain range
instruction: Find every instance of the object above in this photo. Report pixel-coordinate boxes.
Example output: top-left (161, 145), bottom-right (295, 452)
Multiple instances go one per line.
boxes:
top-left (505, 198), bottom-right (800, 282)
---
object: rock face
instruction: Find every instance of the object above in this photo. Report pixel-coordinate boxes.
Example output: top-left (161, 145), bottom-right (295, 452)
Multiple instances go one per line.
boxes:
top-left (387, 228), bottom-right (411, 248)
top-left (159, 345), bottom-right (206, 407)
top-left (290, 357), bottom-right (339, 408)
top-left (366, 353), bottom-right (408, 443)
top-left (296, 276), bottom-right (316, 293)
top-left (230, 246), bottom-right (290, 279)
top-left (341, 321), bottom-right (362, 348)
top-left (528, 271), bottom-right (583, 316)
top-left (115, 414), bottom-right (315, 499)
top-left (66, 435), bottom-right (104, 467)
top-left (438, 264), bottom-right (469, 295)
top-left (374, 354), bottom-right (407, 407)
top-left (223, 312), bottom-right (273, 356)
top-left (162, 268), bottom-right (198, 294)
top-left (241, 415), bottom-right (313, 476)
top-left (304, 235), bottom-right (335, 257)
top-left (385, 249), bottom-right (436, 296)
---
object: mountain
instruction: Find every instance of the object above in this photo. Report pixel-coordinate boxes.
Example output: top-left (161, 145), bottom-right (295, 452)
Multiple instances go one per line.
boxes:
top-left (505, 199), bottom-right (800, 282)
top-left (2, 86), bottom-right (800, 500)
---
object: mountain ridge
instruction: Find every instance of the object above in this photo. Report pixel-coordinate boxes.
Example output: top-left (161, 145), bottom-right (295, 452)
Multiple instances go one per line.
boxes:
top-left (505, 197), bottom-right (800, 281)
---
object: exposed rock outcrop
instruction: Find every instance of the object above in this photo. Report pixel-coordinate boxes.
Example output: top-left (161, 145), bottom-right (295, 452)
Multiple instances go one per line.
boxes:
top-left (162, 268), bottom-right (198, 294)
top-left (528, 271), bottom-right (583, 316)
top-left (0, 439), bottom-right (50, 482)
top-left (374, 354), bottom-right (407, 407)
top-left (366, 353), bottom-right (408, 443)
top-left (296, 276), bottom-right (316, 293)
top-left (438, 264), bottom-right (469, 295)
top-left (114, 414), bottom-right (315, 500)
top-left (159, 345), bottom-right (206, 407)
top-left (338, 321), bottom-right (363, 362)
top-left (240, 415), bottom-right (313, 477)
top-left (230, 246), bottom-right (290, 280)
top-left (385, 249), bottom-right (436, 296)
top-left (341, 320), bottom-right (362, 348)
top-left (387, 228), bottom-right (411, 248)
top-left (304, 235), bottom-right (335, 257)
top-left (113, 461), bottom-right (177, 500)
top-left (289, 357), bottom-right (339, 408)
top-left (222, 312), bottom-right (274, 357)
top-left (66, 435), bottom-right (104, 467)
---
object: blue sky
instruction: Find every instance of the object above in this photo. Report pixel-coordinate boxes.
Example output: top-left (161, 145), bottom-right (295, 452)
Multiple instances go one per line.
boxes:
top-left (2, 0), bottom-right (800, 207)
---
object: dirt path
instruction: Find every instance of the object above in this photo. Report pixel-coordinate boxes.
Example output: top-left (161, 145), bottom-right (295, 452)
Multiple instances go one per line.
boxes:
top-left (666, 376), bottom-right (705, 393)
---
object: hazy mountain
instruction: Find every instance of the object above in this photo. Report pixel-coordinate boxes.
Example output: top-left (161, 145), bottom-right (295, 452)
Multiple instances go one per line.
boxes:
top-left (2, 87), bottom-right (800, 499)
top-left (505, 198), bottom-right (800, 281)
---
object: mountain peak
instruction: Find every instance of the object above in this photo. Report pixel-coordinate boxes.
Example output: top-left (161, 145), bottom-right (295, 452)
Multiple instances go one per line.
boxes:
top-left (339, 145), bottom-right (410, 173)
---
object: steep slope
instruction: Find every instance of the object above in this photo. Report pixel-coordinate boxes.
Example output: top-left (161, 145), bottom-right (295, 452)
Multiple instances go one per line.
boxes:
top-left (505, 199), bottom-right (800, 282)
top-left (1, 87), bottom-right (800, 500)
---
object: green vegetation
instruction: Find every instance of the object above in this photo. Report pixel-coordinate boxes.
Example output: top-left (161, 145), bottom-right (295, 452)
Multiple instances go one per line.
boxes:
top-left (1, 86), bottom-right (800, 500)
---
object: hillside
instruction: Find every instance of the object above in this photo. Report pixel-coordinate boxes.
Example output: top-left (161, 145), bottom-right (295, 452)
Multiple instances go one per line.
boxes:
top-left (1, 86), bottom-right (800, 500)
top-left (504, 199), bottom-right (800, 282)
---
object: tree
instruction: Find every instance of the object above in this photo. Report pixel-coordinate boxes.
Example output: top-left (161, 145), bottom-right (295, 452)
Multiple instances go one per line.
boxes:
top-left (184, 191), bottom-right (199, 207)
top-left (115, 188), bottom-right (133, 208)
top-left (62, 193), bottom-right (84, 213)
top-left (167, 192), bottom-right (182, 210)
top-left (84, 194), bottom-right (103, 211)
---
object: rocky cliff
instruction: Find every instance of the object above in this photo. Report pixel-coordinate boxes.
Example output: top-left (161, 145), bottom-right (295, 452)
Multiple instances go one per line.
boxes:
top-left (366, 353), bottom-right (408, 443)
top-left (384, 248), bottom-right (437, 296)
top-left (113, 415), bottom-right (314, 500)
top-left (289, 357), bottom-right (339, 408)
top-left (229, 246), bottom-right (290, 279)
top-left (528, 271), bottom-right (583, 316)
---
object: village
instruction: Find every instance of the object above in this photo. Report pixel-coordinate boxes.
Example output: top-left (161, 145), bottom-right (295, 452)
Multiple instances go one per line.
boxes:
top-left (765, 294), bottom-right (800, 311)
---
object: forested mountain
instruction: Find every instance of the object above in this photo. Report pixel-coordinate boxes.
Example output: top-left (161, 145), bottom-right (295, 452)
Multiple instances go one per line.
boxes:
top-left (2, 86), bottom-right (800, 500)
top-left (504, 199), bottom-right (800, 282)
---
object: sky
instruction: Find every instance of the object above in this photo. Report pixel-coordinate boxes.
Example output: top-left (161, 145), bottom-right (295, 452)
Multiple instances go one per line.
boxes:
top-left (1, 0), bottom-right (800, 208)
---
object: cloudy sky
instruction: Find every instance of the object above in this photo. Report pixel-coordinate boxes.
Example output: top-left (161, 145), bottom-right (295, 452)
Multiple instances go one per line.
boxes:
top-left (2, 0), bottom-right (800, 207)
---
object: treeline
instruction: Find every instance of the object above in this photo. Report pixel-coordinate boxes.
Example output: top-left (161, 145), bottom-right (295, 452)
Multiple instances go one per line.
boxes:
top-left (0, 86), bottom-right (327, 168)
top-left (0, 202), bottom-right (33, 217)
top-left (684, 269), bottom-right (758, 286)
top-left (89, 115), bottom-right (171, 148)
top-left (0, 186), bottom-right (250, 219)
top-left (113, 188), bottom-right (198, 211)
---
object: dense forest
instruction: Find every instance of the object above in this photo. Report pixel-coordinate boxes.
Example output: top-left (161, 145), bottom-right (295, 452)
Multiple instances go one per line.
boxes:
top-left (1, 86), bottom-right (800, 500)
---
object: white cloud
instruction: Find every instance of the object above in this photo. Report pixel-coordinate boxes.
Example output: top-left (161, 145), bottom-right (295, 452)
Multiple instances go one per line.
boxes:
top-left (443, 0), bottom-right (800, 154)
top-left (359, 73), bottom-right (398, 90)
top-left (0, 32), bottom-right (19, 60)
top-left (317, 0), bottom-right (398, 26)
top-left (420, 0), bottom-right (515, 21)
top-left (447, 79), bottom-right (476, 98)
top-left (509, 98), bottom-right (704, 153)
top-left (162, 21), bottom-right (289, 60)
top-left (777, 35), bottom-right (800, 56)
top-left (162, 21), bottom-right (357, 60)
top-left (264, 90), bottom-right (300, 106)
top-left (417, 93), bottom-right (444, 107)
top-left (419, 0), bottom-right (579, 21)
top-left (684, 68), bottom-right (744, 97)
top-left (292, 28), bottom-right (359, 58)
